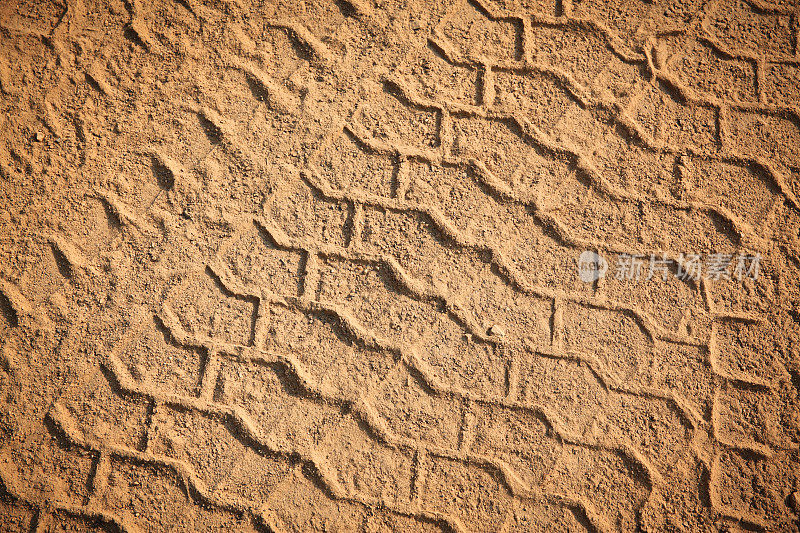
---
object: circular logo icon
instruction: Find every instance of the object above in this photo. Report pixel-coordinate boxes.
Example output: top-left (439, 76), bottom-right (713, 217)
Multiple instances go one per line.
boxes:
top-left (577, 250), bottom-right (608, 283)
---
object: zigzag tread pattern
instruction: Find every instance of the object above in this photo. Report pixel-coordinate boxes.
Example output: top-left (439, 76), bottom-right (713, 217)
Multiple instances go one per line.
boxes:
top-left (2, 0), bottom-right (800, 531)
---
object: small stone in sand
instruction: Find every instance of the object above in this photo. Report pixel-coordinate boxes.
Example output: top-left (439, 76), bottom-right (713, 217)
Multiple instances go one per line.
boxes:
top-left (790, 491), bottom-right (800, 512)
top-left (488, 324), bottom-right (505, 337)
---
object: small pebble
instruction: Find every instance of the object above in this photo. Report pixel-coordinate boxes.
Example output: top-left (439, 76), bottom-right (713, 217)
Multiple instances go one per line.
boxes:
top-left (34, 131), bottom-right (44, 142)
top-left (790, 491), bottom-right (800, 512)
top-left (488, 324), bottom-right (505, 337)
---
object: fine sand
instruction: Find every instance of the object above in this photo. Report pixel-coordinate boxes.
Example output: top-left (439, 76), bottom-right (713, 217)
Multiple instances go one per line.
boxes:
top-left (1, 0), bottom-right (800, 531)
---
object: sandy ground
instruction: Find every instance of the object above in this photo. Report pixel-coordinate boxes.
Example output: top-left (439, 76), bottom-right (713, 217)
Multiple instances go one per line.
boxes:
top-left (1, 0), bottom-right (800, 531)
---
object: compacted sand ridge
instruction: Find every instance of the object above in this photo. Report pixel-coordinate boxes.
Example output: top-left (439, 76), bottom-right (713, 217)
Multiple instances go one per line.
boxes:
top-left (1, 0), bottom-right (800, 531)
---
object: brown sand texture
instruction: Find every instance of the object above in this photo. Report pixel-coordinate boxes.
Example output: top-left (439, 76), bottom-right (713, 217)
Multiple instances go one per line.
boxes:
top-left (1, 0), bottom-right (800, 531)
